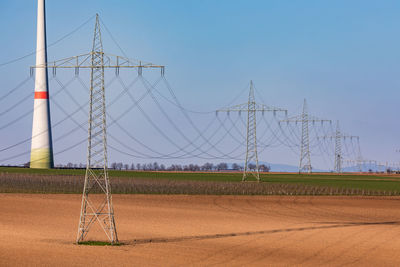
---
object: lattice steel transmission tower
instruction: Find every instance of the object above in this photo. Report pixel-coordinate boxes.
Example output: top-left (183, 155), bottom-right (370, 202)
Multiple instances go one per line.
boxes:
top-left (356, 138), bottom-right (363, 172)
top-left (334, 121), bottom-right (342, 173)
top-left (280, 99), bottom-right (331, 173)
top-left (77, 15), bottom-right (118, 244)
top-left (345, 159), bottom-right (375, 172)
top-left (244, 82), bottom-right (259, 181)
top-left (318, 120), bottom-right (359, 173)
top-left (299, 100), bottom-right (312, 173)
top-left (217, 81), bottom-right (287, 181)
top-left (33, 14), bottom-right (164, 244)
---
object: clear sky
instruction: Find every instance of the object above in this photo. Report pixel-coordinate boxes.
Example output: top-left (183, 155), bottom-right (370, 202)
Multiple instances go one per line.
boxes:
top-left (0, 0), bottom-right (399, 170)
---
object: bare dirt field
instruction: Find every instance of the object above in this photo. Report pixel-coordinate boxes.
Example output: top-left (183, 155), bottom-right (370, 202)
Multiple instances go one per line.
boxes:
top-left (1, 194), bottom-right (400, 266)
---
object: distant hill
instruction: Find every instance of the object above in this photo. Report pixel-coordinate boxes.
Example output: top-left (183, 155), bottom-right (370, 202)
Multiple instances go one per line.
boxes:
top-left (259, 162), bottom-right (328, 173)
top-left (342, 163), bottom-right (387, 173)
top-left (228, 161), bottom-right (389, 173)
top-left (228, 162), bottom-right (329, 172)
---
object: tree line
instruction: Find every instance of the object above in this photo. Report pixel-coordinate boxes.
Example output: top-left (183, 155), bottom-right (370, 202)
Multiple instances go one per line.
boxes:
top-left (111, 162), bottom-right (270, 172)
top-left (54, 162), bottom-right (271, 172)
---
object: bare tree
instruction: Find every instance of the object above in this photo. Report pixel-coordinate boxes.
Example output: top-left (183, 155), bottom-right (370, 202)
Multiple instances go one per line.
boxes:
top-left (232, 163), bottom-right (241, 171)
top-left (153, 162), bottom-right (159, 171)
top-left (201, 162), bottom-right (213, 171)
top-left (160, 164), bottom-right (166, 171)
top-left (259, 164), bottom-right (271, 172)
top-left (248, 163), bottom-right (256, 171)
top-left (115, 162), bottom-right (123, 170)
top-left (217, 162), bottom-right (228, 171)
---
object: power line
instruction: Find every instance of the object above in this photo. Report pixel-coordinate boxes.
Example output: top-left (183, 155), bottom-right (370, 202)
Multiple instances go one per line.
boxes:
top-left (0, 15), bottom-right (96, 68)
top-left (0, 76), bottom-right (33, 103)
top-left (99, 17), bottom-right (129, 59)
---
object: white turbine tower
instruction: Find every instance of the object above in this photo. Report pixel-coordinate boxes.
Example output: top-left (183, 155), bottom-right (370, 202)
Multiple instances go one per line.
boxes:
top-left (30, 0), bottom-right (54, 168)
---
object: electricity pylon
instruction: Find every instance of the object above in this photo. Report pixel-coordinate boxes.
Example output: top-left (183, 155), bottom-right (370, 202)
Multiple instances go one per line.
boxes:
top-left (318, 121), bottom-right (359, 173)
top-left (334, 121), bottom-right (342, 173)
top-left (345, 159), bottom-right (376, 172)
top-left (33, 14), bottom-right (163, 244)
top-left (333, 121), bottom-right (359, 173)
top-left (356, 138), bottom-right (363, 172)
top-left (217, 81), bottom-right (287, 181)
top-left (280, 99), bottom-right (331, 173)
top-left (77, 15), bottom-right (119, 244)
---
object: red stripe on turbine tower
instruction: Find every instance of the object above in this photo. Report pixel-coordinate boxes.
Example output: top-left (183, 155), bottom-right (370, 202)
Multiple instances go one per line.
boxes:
top-left (34, 91), bottom-right (48, 99)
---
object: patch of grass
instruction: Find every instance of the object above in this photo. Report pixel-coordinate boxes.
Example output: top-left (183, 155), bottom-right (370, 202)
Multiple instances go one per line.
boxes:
top-left (0, 167), bottom-right (86, 176)
top-left (260, 175), bottom-right (400, 192)
top-left (2, 166), bottom-right (400, 180)
top-left (77, 241), bottom-right (121, 246)
top-left (1, 167), bottom-right (400, 194)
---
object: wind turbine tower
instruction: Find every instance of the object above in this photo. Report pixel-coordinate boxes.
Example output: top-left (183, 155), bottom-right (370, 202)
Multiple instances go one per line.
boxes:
top-left (30, 0), bottom-right (54, 168)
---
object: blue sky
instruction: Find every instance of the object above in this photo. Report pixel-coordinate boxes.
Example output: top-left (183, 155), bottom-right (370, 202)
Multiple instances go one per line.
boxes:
top-left (0, 1), bottom-right (399, 169)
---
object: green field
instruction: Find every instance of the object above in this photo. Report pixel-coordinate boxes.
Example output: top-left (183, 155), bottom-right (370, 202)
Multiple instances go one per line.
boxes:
top-left (1, 167), bottom-right (400, 193)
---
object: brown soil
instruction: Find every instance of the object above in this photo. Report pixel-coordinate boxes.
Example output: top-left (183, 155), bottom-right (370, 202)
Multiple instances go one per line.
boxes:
top-left (1, 194), bottom-right (400, 266)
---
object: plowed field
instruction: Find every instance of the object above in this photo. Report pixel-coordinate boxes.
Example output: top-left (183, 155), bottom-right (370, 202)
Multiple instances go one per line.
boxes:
top-left (1, 194), bottom-right (399, 266)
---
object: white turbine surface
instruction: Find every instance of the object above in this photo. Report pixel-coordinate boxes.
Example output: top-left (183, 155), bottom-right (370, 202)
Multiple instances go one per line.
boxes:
top-left (30, 0), bottom-right (54, 168)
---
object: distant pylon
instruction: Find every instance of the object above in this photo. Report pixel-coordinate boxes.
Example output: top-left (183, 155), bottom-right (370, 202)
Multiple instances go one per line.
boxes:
top-left (243, 81), bottom-right (260, 181)
top-left (299, 99), bottom-right (312, 173)
top-left (334, 120), bottom-right (342, 173)
top-left (76, 15), bottom-right (118, 244)
top-left (318, 122), bottom-right (358, 173)
top-left (280, 99), bottom-right (331, 173)
top-left (30, 0), bottom-right (54, 169)
top-left (356, 138), bottom-right (363, 172)
top-left (216, 81), bottom-right (287, 181)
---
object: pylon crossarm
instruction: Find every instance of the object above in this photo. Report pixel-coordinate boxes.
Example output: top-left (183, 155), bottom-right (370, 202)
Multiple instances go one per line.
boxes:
top-left (32, 52), bottom-right (164, 69)
top-left (254, 103), bottom-right (287, 114)
top-left (279, 115), bottom-right (301, 123)
top-left (217, 103), bottom-right (287, 113)
top-left (280, 116), bottom-right (331, 123)
top-left (217, 103), bottom-right (248, 112)
top-left (318, 135), bottom-right (359, 139)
